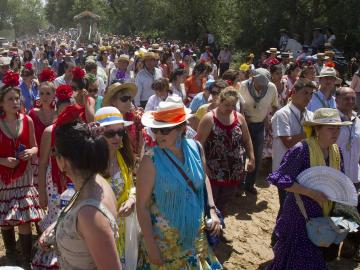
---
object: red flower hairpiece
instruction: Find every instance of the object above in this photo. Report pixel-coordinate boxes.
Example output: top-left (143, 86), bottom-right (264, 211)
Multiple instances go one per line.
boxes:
top-left (24, 62), bottom-right (33, 70)
top-left (178, 63), bottom-right (186, 69)
top-left (55, 104), bottom-right (83, 127)
top-left (325, 60), bottom-right (336, 68)
top-left (72, 67), bottom-right (86, 80)
top-left (225, 80), bottom-right (233, 86)
top-left (2, 70), bottom-right (20, 87)
top-left (55, 85), bottom-right (73, 102)
top-left (38, 68), bottom-right (56, 83)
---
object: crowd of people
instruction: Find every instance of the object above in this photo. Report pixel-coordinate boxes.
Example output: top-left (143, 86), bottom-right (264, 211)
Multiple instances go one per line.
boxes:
top-left (0, 27), bottom-right (360, 270)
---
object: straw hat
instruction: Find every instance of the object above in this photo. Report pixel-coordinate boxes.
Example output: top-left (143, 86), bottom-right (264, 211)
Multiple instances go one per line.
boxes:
top-left (266, 48), bottom-right (280, 54)
top-left (141, 95), bottom-right (193, 128)
top-left (103, 82), bottom-right (137, 106)
top-left (117, 54), bottom-right (130, 63)
top-left (0, 57), bottom-right (11, 66)
top-left (303, 108), bottom-right (352, 126)
top-left (95, 106), bottom-right (133, 127)
top-left (316, 67), bottom-right (338, 79)
top-left (142, 52), bottom-right (157, 61)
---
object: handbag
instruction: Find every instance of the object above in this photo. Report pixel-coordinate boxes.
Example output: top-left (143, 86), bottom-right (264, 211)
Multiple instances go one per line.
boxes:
top-left (294, 193), bottom-right (349, 247)
top-left (162, 145), bottom-right (225, 246)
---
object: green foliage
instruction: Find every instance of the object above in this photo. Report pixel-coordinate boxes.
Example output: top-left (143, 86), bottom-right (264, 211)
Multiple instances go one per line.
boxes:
top-left (0, 0), bottom-right (47, 38)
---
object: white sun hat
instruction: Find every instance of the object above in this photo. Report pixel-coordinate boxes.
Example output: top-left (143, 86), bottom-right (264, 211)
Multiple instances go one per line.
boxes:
top-left (297, 166), bottom-right (358, 206)
top-left (95, 106), bottom-right (133, 127)
top-left (141, 95), bottom-right (193, 128)
top-left (304, 108), bottom-right (352, 127)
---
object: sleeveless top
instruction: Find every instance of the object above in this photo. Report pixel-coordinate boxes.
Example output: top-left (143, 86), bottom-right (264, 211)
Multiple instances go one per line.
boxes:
top-left (204, 110), bottom-right (246, 186)
top-left (56, 199), bottom-right (118, 270)
top-left (28, 109), bottom-right (47, 154)
top-left (0, 114), bottom-right (30, 185)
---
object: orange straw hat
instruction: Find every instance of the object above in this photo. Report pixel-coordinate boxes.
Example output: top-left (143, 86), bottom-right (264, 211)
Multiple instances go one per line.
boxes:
top-left (141, 95), bottom-right (193, 128)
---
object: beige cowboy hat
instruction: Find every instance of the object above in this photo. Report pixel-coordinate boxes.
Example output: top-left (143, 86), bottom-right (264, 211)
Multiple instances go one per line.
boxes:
top-left (316, 67), bottom-right (339, 79)
top-left (117, 54), bottom-right (130, 63)
top-left (103, 82), bottom-right (137, 106)
top-left (304, 108), bottom-right (352, 126)
top-left (142, 51), bottom-right (158, 61)
top-left (266, 47), bottom-right (280, 54)
top-left (141, 95), bottom-right (193, 128)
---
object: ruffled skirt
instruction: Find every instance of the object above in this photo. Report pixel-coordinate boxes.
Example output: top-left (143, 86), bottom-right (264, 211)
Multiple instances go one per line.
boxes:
top-left (0, 164), bottom-right (43, 226)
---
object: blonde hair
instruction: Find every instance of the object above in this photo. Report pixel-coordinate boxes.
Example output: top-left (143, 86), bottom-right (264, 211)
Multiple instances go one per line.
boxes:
top-left (219, 86), bottom-right (239, 102)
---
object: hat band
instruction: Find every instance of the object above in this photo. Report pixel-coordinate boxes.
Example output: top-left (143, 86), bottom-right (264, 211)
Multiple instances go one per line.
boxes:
top-left (152, 107), bottom-right (186, 124)
top-left (312, 117), bottom-right (342, 124)
top-left (95, 112), bottom-right (124, 122)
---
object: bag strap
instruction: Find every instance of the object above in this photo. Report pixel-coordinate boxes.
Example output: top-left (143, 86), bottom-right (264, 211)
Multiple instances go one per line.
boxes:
top-left (294, 193), bottom-right (309, 222)
top-left (162, 149), bottom-right (196, 193)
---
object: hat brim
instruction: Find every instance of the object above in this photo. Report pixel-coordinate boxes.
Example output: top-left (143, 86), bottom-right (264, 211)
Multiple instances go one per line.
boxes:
top-left (98, 119), bottom-right (133, 127)
top-left (141, 108), bottom-right (193, 128)
top-left (303, 120), bottom-right (352, 126)
top-left (117, 57), bottom-right (130, 63)
top-left (316, 75), bottom-right (340, 80)
top-left (266, 50), bottom-right (280, 54)
top-left (103, 83), bottom-right (137, 106)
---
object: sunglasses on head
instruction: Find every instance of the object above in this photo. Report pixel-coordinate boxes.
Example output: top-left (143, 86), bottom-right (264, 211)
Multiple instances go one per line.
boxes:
top-left (151, 126), bottom-right (177, 135)
top-left (118, 95), bottom-right (133, 102)
top-left (104, 128), bottom-right (126, 138)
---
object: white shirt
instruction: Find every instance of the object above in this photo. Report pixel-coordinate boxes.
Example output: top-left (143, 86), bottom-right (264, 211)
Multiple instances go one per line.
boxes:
top-left (337, 111), bottom-right (360, 183)
top-left (134, 67), bottom-right (163, 106)
top-left (271, 102), bottom-right (313, 171)
top-left (54, 74), bottom-right (67, 88)
top-left (144, 93), bottom-right (180, 112)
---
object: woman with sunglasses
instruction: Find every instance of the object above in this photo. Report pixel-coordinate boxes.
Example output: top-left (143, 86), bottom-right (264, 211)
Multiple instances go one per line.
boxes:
top-left (197, 87), bottom-right (255, 216)
top-left (190, 79), bottom-right (228, 130)
top-left (95, 106), bottom-right (138, 270)
top-left (71, 67), bottom-right (95, 122)
top-left (103, 82), bottom-right (144, 161)
top-left (32, 86), bottom-right (75, 269)
top-left (85, 73), bottom-right (103, 112)
top-left (137, 96), bottom-right (222, 269)
top-left (0, 71), bottom-right (42, 268)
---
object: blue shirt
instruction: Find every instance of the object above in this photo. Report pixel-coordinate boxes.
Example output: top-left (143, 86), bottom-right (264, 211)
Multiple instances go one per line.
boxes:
top-left (189, 92), bottom-right (206, 113)
top-left (20, 82), bottom-right (39, 112)
top-left (307, 90), bottom-right (336, 112)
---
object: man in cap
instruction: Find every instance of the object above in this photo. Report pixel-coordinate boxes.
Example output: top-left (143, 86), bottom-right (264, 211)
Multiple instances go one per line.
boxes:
top-left (307, 66), bottom-right (338, 112)
top-left (336, 87), bottom-right (360, 190)
top-left (278, 52), bottom-right (292, 75)
top-left (239, 68), bottom-right (279, 194)
top-left (134, 52), bottom-right (163, 108)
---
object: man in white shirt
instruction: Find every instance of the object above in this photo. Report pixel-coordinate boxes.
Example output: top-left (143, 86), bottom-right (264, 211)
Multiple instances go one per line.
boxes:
top-left (336, 87), bottom-right (360, 190)
top-left (217, 45), bottom-right (232, 76)
top-left (85, 60), bottom-right (106, 96)
top-left (54, 60), bottom-right (75, 88)
top-left (134, 52), bottom-right (163, 108)
top-left (270, 78), bottom-right (315, 246)
top-left (239, 68), bottom-right (279, 194)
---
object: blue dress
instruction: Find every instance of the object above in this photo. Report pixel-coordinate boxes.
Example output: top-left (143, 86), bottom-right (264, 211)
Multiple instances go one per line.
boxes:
top-left (266, 141), bottom-right (343, 270)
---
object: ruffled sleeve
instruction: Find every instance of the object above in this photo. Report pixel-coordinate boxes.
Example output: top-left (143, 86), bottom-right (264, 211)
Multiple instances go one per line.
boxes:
top-left (266, 141), bottom-right (310, 190)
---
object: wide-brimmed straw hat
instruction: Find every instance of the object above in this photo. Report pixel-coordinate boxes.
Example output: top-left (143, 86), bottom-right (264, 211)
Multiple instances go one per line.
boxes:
top-left (117, 54), bottom-right (130, 63)
top-left (141, 95), bottom-right (193, 128)
top-left (103, 82), bottom-right (137, 106)
top-left (266, 48), bottom-right (280, 54)
top-left (95, 106), bottom-right (133, 127)
top-left (316, 67), bottom-right (339, 79)
top-left (142, 52), bottom-right (158, 61)
top-left (304, 108), bottom-right (352, 126)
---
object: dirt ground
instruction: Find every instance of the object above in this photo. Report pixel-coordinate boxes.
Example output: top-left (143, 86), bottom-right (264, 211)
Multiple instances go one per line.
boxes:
top-left (0, 159), bottom-right (360, 269)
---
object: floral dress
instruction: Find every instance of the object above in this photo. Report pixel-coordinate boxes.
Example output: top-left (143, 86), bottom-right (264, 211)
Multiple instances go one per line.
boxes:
top-left (136, 139), bottom-right (222, 270)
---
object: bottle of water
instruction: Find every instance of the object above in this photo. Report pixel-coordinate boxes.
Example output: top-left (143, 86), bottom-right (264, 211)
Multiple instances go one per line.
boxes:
top-left (60, 183), bottom-right (76, 209)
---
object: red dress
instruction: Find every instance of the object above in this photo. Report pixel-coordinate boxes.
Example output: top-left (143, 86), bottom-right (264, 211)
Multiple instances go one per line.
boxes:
top-left (0, 114), bottom-right (42, 226)
top-left (28, 109), bottom-right (47, 154)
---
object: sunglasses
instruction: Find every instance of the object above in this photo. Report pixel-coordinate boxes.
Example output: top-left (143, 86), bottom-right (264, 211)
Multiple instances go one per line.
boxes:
top-left (151, 126), bottom-right (177, 135)
top-left (104, 128), bottom-right (126, 138)
top-left (118, 95), bottom-right (133, 103)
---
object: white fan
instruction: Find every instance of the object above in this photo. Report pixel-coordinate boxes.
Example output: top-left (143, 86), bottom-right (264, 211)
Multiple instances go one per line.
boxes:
top-left (297, 166), bottom-right (358, 206)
